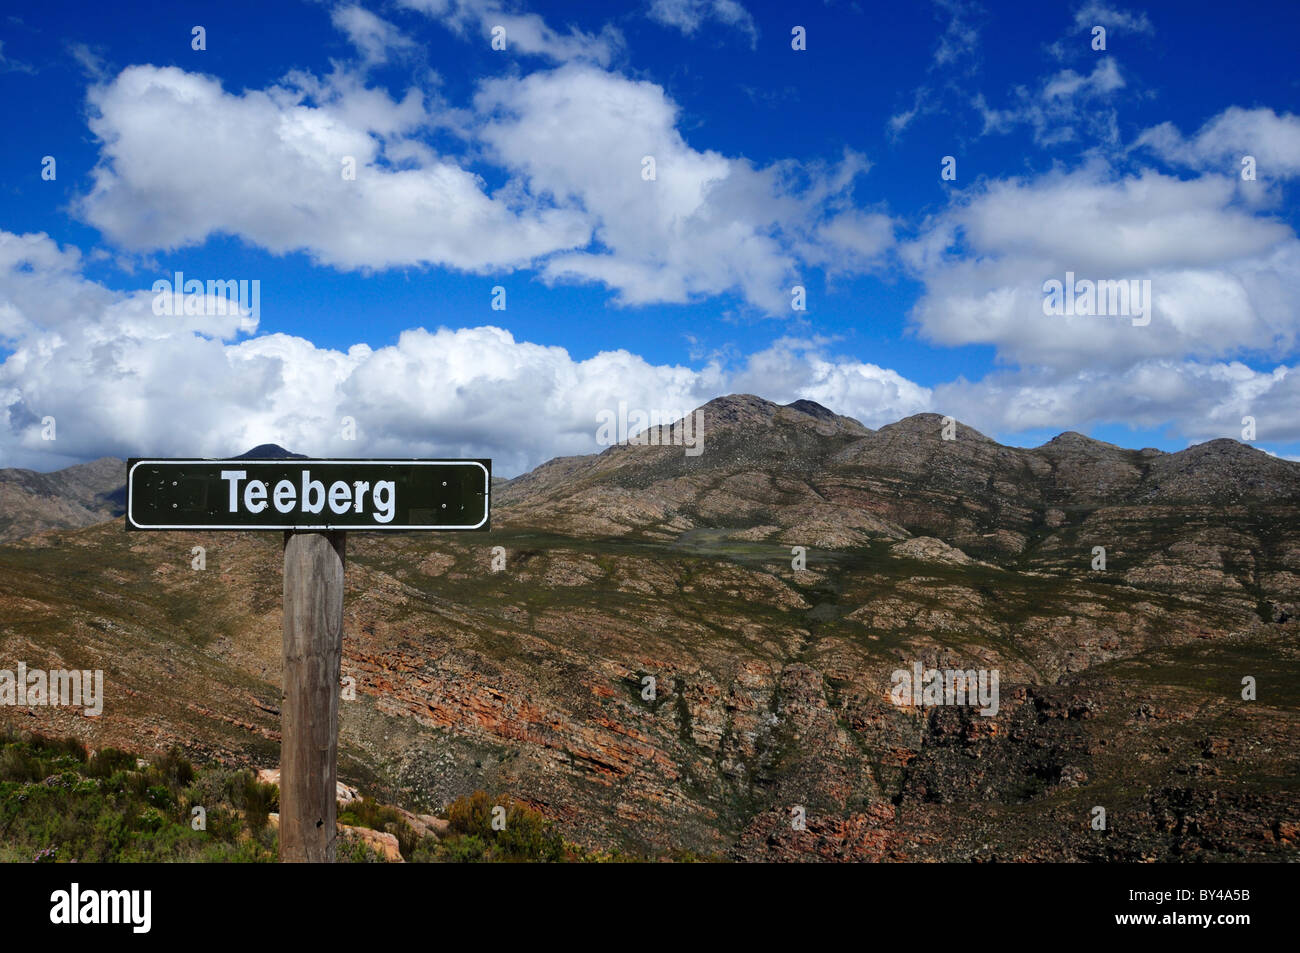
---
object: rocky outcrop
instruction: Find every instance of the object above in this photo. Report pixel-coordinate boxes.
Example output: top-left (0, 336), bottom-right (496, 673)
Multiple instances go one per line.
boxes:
top-left (267, 813), bottom-right (404, 862)
top-left (256, 767), bottom-right (359, 806)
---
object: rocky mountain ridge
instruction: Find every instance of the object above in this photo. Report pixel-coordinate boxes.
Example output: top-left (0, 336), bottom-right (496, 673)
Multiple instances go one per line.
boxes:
top-left (1, 395), bottom-right (1296, 861)
top-left (0, 457), bottom-right (125, 543)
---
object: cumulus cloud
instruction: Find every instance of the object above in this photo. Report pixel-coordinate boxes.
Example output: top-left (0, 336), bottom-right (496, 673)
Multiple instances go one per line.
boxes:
top-left (729, 338), bottom-right (933, 425)
top-left (894, 151), bottom-right (1300, 447)
top-left (0, 230), bottom-right (906, 474)
top-left (0, 232), bottom-right (923, 474)
top-left (74, 55), bottom-right (892, 314)
top-left (0, 232), bottom-right (726, 473)
top-left (22, 2), bottom-right (1300, 471)
top-left (935, 360), bottom-right (1300, 445)
top-left (4, 230), bottom-right (1296, 476)
top-left (1135, 107), bottom-right (1300, 180)
top-left (903, 161), bottom-right (1300, 371)
top-left (77, 65), bottom-right (590, 271)
top-left (475, 64), bottom-right (893, 312)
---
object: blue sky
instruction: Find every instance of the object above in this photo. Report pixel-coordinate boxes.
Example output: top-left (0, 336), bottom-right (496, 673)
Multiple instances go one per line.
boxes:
top-left (2, 0), bottom-right (1299, 474)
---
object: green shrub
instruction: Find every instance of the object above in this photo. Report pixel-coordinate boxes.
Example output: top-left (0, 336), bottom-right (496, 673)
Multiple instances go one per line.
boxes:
top-left (0, 732), bottom-right (590, 863)
top-left (447, 789), bottom-right (493, 835)
top-left (337, 798), bottom-right (421, 859)
top-left (442, 791), bottom-right (565, 862)
top-left (337, 837), bottom-right (387, 863)
top-left (150, 747), bottom-right (195, 788)
top-left (408, 835), bottom-right (442, 863)
top-left (85, 747), bottom-right (136, 778)
top-left (92, 809), bottom-right (130, 858)
top-left (443, 833), bottom-right (487, 863)
top-left (0, 746), bottom-right (42, 783)
top-left (30, 735), bottom-right (88, 764)
top-left (496, 800), bottom-right (565, 862)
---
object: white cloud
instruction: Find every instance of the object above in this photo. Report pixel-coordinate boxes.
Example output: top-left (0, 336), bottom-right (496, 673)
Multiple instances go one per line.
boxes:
top-left (904, 161), bottom-right (1300, 371)
top-left (0, 233), bottom-right (921, 475)
top-left (75, 57), bottom-right (892, 314)
top-left (331, 4), bottom-right (416, 66)
top-left (647, 0), bottom-right (757, 47)
top-left (1046, 2), bottom-right (1153, 60)
top-left (930, 0), bottom-right (982, 68)
top-left (887, 102), bottom-right (922, 137)
top-left (474, 64), bottom-right (892, 312)
top-left (885, 0), bottom-right (981, 137)
top-left (76, 65), bottom-right (590, 271)
top-left (22, 3), bottom-right (1300, 470)
top-left (729, 338), bottom-right (933, 426)
top-left (896, 152), bottom-right (1300, 448)
top-left (398, 0), bottom-right (623, 65)
top-left (0, 38), bottom-right (36, 75)
top-left (4, 231), bottom-right (1297, 477)
top-left (1042, 58), bottom-right (1124, 100)
top-left (68, 42), bottom-right (110, 81)
top-left (0, 232), bottom-right (725, 474)
top-left (1135, 107), bottom-right (1300, 180)
top-left (975, 59), bottom-right (1126, 146)
top-left (1071, 1), bottom-right (1154, 35)
top-left (0, 230), bottom-right (912, 474)
top-left (936, 360), bottom-right (1300, 444)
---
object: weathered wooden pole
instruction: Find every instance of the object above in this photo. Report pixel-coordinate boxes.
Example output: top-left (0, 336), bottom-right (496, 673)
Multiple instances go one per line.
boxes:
top-left (280, 529), bottom-right (346, 863)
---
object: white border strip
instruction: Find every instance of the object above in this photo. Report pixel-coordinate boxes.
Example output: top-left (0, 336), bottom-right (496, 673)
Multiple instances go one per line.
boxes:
top-left (127, 459), bottom-right (490, 531)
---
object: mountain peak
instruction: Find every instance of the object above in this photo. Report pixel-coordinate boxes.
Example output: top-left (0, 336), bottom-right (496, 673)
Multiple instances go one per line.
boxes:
top-left (1046, 430), bottom-right (1092, 444)
top-left (697, 394), bottom-right (781, 425)
top-left (233, 444), bottom-right (306, 460)
top-left (783, 398), bottom-right (838, 421)
top-left (879, 413), bottom-right (991, 442)
top-left (1037, 431), bottom-right (1127, 453)
top-left (691, 394), bottom-right (869, 439)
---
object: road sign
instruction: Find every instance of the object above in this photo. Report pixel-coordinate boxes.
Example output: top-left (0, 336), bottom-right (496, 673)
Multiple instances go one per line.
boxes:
top-left (125, 455), bottom-right (491, 861)
top-left (125, 458), bottom-right (490, 531)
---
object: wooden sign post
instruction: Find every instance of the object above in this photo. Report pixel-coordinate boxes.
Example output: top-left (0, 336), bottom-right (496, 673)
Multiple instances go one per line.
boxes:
top-left (126, 458), bottom-right (490, 862)
top-left (280, 529), bottom-right (346, 862)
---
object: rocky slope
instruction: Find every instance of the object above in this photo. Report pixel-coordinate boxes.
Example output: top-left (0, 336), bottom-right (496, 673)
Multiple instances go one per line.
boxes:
top-left (0, 457), bottom-right (125, 543)
top-left (1, 396), bottom-right (1297, 861)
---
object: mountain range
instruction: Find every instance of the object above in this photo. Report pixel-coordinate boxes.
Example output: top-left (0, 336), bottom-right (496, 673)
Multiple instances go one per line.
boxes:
top-left (1, 395), bottom-right (1296, 860)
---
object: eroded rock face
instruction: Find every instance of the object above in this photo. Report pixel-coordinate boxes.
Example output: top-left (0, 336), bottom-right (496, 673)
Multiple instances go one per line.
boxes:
top-left (2, 395), bottom-right (1298, 861)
